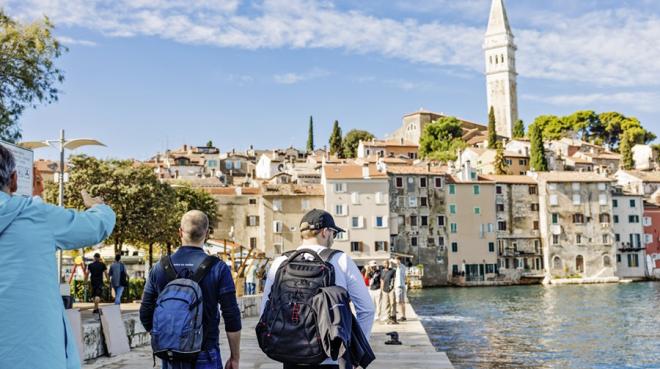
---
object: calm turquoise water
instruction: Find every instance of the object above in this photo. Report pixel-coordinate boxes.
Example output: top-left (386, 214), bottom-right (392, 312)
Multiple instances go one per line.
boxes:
top-left (409, 282), bottom-right (660, 369)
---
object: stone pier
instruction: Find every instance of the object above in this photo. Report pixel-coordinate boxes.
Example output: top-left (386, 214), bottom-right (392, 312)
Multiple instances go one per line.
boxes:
top-left (80, 297), bottom-right (453, 369)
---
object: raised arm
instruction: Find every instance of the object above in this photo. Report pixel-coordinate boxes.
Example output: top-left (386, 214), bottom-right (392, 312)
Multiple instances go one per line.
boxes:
top-left (43, 191), bottom-right (116, 250)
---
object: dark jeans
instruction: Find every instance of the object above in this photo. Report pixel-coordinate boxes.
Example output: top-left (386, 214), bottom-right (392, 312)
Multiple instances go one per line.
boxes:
top-left (283, 364), bottom-right (339, 369)
top-left (162, 348), bottom-right (222, 369)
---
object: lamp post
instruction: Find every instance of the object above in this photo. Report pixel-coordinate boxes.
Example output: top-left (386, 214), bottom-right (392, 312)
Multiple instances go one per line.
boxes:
top-left (21, 129), bottom-right (106, 281)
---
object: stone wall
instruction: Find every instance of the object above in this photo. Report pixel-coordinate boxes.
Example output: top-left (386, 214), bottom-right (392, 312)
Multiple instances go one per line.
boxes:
top-left (81, 294), bottom-right (263, 361)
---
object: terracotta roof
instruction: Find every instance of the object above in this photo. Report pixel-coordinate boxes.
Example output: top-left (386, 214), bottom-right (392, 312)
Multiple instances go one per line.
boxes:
top-left (466, 134), bottom-right (487, 145)
top-left (503, 151), bottom-right (529, 158)
top-left (481, 174), bottom-right (536, 184)
top-left (617, 170), bottom-right (660, 182)
top-left (535, 171), bottom-right (612, 183)
top-left (323, 163), bottom-right (387, 179)
top-left (262, 184), bottom-right (324, 196)
top-left (386, 165), bottom-right (448, 175)
top-left (34, 159), bottom-right (63, 173)
top-left (205, 187), bottom-right (261, 195)
top-left (445, 175), bottom-right (495, 184)
top-left (363, 156), bottom-right (414, 165)
top-left (362, 140), bottom-right (418, 148)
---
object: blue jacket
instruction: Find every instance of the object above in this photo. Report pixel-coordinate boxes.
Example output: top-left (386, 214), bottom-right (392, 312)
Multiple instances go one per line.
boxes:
top-left (0, 193), bottom-right (116, 369)
top-left (140, 246), bottom-right (242, 352)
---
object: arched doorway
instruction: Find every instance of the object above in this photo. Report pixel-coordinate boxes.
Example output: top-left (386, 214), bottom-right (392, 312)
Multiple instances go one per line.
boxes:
top-left (552, 256), bottom-right (562, 270)
top-left (576, 255), bottom-right (584, 273)
top-left (603, 255), bottom-right (611, 267)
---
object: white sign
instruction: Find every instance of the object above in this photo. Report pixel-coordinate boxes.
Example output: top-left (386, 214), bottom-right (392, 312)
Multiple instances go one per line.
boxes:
top-left (0, 141), bottom-right (34, 197)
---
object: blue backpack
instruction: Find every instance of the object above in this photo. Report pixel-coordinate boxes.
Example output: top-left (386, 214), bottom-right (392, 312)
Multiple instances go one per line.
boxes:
top-left (151, 255), bottom-right (218, 363)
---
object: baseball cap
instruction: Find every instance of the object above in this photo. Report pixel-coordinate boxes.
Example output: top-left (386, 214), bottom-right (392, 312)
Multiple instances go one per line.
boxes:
top-left (300, 209), bottom-right (346, 234)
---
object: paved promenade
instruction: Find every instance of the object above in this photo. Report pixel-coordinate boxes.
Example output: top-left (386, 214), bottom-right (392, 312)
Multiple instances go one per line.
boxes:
top-left (83, 303), bottom-right (453, 369)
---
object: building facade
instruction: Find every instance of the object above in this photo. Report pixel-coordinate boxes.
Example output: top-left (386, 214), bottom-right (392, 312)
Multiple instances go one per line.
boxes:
top-left (387, 165), bottom-right (448, 286)
top-left (534, 172), bottom-right (616, 281)
top-left (612, 190), bottom-right (647, 279)
top-left (643, 201), bottom-right (660, 278)
top-left (483, 175), bottom-right (543, 281)
top-left (322, 163), bottom-right (391, 265)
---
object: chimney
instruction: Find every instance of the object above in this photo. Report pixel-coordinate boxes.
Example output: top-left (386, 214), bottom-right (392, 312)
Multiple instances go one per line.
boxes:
top-left (183, 144), bottom-right (188, 152)
top-left (362, 163), bottom-right (370, 179)
top-left (463, 160), bottom-right (472, 181)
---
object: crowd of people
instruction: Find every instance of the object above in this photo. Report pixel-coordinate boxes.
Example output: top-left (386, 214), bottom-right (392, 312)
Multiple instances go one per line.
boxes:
top-left (362, 257), bottom-right (408, 325)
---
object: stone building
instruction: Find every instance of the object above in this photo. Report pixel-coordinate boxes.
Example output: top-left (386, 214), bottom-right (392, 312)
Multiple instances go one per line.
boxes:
top-left (643, 200), bottom-right (660, 278)
top-left (207, 187), bottom-right (262, 251)
top-left (612, 189), bottom-right (647, 279)
top-left (533, 172), bottom-right (616, 281)
top-left (322, 162), bottom-right (391, 265)
top-left (614, 170), bottom-right (660, 197)
top-left (357, 139), bottom-right (419, 160)
top-left (446, 165), bottom-right (498, 285)
top-left (482, 175), bottom-right (543, 281)
top-left (259, 183), bottom-right (325, 256)
top-left (387, 164), bottom-right (448, 286)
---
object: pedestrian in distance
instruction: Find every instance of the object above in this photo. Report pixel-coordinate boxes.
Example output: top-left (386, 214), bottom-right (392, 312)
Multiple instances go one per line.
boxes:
top-left (0, 144), bottom-right (116, 369)
top-left (258, 208), bottom-right (375, 369)
top-left (140, 210), bottom-right (241, 369)
top-left (86, 252), bottom-right (109, 312)
top-left (394, 256), bottom-right (408, 322)
top-left (109, 253), bottom-right (128, 305)
top-left (380, 260), bottom-right (397, 324)
top-left (366, 260), bottom-right (382, 322)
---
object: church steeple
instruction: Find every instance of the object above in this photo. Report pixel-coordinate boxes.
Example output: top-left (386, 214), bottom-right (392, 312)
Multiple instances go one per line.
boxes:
top-left (484, 0), bottom-right (518, 139)
top-left (486, 0), bottom-right (512, 36)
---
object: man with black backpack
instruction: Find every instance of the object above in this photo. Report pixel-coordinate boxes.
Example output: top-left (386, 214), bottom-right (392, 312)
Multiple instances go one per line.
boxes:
top-left (258, 209), bottom-right (374, 369)
top-left (140, 210), bottom-right (242, 369)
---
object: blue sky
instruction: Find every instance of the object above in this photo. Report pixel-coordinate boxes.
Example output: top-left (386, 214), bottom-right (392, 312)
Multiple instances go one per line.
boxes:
top-left (2, 0), bottom-right (660, 161)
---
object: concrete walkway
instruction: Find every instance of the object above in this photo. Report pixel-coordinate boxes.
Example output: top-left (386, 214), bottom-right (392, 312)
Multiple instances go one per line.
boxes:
top-left (83, 303), bottom-right (453, 369)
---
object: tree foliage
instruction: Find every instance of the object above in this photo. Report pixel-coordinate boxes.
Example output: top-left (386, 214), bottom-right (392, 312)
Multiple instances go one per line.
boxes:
top-left (620, 130), bottom-right (635, 170)
top-left (512, 119), bottom-right (525, 139)
top-left (306, 116), bottom-right (314, 152)
top-left (529, 123), bottom-right (548, 171)
top-left (529, 110), bottom-right (655, 151)
top-left (419, 116), bottom-right (466, 162)
top-left (487, 106), bottom-right (497, 148)
top-left (44, 156), bottom-right (218, 257)
top-left (342, 129), bottom-right (374, 158)
top-left (0, 10), bottom-right (66, 142)
top-left (329, 120), bottom-right (343, 158)
top-left (494, 141), bottom-right (508, 175)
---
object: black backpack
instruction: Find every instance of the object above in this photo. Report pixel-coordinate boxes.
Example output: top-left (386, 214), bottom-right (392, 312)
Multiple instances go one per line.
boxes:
top-left (256, 248), bottom-right (341, 364)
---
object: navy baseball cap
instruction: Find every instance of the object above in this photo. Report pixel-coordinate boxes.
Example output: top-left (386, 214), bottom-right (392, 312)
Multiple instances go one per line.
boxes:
top-left (300, 209), bottom-right (345, 234)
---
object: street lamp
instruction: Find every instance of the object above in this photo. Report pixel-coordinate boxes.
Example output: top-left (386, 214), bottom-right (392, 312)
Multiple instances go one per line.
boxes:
top-left (20, 129), bottom-right (106, 281)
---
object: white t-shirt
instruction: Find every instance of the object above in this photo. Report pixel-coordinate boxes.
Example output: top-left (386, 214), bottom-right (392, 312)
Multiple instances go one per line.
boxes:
top-left (395, 263), bottom-right (407, 289)
top-left (260, 244), bottom-right (375, 364)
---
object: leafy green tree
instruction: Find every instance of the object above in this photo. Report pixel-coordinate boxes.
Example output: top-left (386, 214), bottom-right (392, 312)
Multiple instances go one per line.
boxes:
top-left (512, 119), bottom-right (525, 139)
top-left (329, 120), bottom-right (343, 158)
top-left (562, 110), bottom-right (601, 142)
top-left (494, 141), bottom-right (508, 175)
top-left (529, 124), bottom-right (548, 171)
top-left (206, 140), bottom-right (213, 147)
top-left (0, 11), bottom-right (66, 142)
top-left (342, 129), bottom-right (375, 158)
top-left (306, 116), bottom-right (314, 152)
top-left (487, 106), bottom-right (497, 148)
top-left (419, 116), bottom-right (466, 162)
top-left (532, 115), bottom-right (572, 141)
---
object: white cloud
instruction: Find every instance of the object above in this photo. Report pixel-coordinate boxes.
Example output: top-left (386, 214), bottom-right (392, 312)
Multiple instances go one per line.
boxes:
top-left (4, 0), bottom-right (660, 88)
top-left (273, 68), bottom-right (329, 84)
top-left (523, 92), bottom-right (660, 113)
top-left (57, 36), bottom-right (97, 46)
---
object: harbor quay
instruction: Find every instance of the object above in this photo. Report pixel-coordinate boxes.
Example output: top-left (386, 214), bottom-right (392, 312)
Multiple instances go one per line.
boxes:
top-left (79, 298), bottom-right (454, 369)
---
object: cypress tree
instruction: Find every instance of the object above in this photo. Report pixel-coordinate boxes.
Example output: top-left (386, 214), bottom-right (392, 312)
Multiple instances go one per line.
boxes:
top-left (620, 131), bottom-right (635, 170)
top-left (329, 120), bottom-right (343, 158)
top-left (529, 124), bottom-right (548, 171)
top-left (306, 116), bottom-right (314, 152)
top-left (488, 106), bottom-right (497, 148)
top-left (513, 119), bottom-right (525, 138)
top-left (494, 141), bottom-right (508, 175)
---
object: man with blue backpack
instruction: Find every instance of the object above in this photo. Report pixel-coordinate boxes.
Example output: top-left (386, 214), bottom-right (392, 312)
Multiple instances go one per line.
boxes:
top-left (140, 210), bottom-right (242, 369)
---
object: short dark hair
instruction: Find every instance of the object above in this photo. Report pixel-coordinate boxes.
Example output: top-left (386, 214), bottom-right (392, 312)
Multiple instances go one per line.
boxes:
top-left (115, 254), bottom-right (121, 262)
top-left (94, 253), bottom-right (101, 259)
top-left (0, 145), bottom-right (16, 189)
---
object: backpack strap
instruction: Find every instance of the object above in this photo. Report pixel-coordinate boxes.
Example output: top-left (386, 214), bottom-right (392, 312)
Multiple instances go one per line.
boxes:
top-left (192, 256), bottom-right (220, 284)
top-left (319, 248), bottom-right (342, 263)
top-left (160, 256), bottom-right (178, 283)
